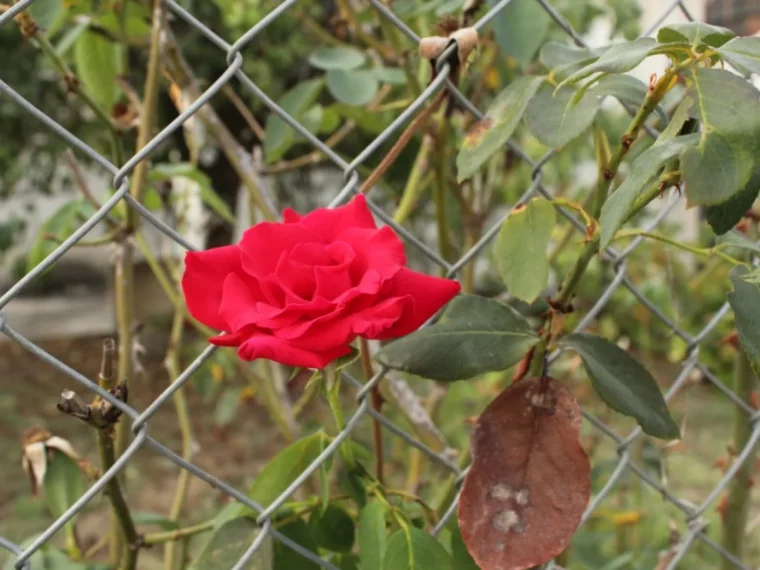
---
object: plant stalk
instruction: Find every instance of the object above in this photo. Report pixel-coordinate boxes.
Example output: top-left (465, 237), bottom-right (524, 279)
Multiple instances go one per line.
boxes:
top-left (126, 0), bottom-right (165, 232)
top-left (163, 311), bottom-right (193, 570)
top-left (143, 520), bottom-right (215, 546)
top-left (360, 339), bottom-right (384, 484)
top-left (721, 338), bottom-right (759, 566)
top-left (96, 340), bottom-right (138, 570)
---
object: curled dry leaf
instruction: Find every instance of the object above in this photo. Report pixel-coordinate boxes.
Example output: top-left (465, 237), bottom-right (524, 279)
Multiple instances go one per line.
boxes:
top-left (21, 426), bottom-right (82, 496)
top-left (458, 377), bottom-right (590, 570)
top-left (418, 27), bottom-right (478, 66)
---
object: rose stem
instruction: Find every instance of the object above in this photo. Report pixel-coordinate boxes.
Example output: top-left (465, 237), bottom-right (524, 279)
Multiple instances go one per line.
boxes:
top-left (528, 65), bottom-right (681, 378)
top-left (360, 339), bottom-right (384, 484)
top-left (96, 339), bottom-right (139, 570)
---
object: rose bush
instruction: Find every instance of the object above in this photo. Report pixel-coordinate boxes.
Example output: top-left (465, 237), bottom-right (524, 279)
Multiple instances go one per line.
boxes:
top-left (181, 194), bottom-right (461, 369)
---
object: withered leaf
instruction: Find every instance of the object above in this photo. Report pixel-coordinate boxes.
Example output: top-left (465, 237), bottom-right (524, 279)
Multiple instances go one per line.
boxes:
top-left (458, 377), bottom-right (590, 570)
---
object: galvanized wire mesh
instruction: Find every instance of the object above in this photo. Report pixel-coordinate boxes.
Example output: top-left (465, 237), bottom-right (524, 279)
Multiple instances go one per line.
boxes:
top-left (0, 0), bottom-right (759, 569)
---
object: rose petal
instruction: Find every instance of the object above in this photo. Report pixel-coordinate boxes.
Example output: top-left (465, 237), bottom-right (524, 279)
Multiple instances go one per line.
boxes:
top-left (298, 194), bottom-right (377, 240)
top-left (283, 208), bottom-right (301, 223)
top-left (181, 246), bottom-right (242, 331)
top-left (219, 273), bottom-right (336, 331)
top-left (351, 296), bottom-right (411, 337)
top-left (240, 222), bottom-right (322, 278)
top-left (371, 268), bottom-right (461, 339)
top-left (237, 333), bottom-right (351, 368)
top-left (277, 296), bottom-right (408, 351)
top-left (346, 225), bottom-right (406, 281)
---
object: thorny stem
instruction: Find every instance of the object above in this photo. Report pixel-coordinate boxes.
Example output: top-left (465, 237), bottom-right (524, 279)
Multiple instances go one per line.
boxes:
top-left (96, 340), bottom-right (138, 570)
top-left (127, 0), bottom-right (166, 232)
top-left (164, 311), bottom-right (193, 570)
top-left (591, 121), bottom-right (611, 219)
top-left (528, 65), bottom-right (680, 377)
top-left (360, 338), bottom-right (384, 484)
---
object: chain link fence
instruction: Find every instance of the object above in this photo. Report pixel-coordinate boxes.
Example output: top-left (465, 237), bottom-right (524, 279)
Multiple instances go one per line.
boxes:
top-left (0, 0), bottom-right (758, 568)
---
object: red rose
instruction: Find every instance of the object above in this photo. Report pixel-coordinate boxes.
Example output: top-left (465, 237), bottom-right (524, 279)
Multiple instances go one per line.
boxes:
top-left (181, 195), bottom-right (460, 369)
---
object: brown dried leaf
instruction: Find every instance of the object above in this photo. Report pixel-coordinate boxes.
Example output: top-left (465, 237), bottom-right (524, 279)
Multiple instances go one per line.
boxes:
top-left (458, 377), bottom-right (590, 570)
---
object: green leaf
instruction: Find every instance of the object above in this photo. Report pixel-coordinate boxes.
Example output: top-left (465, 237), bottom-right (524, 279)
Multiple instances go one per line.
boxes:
top-left (457, 75), bottom-right (545, 181)
top-left (340, 467), bottom-right (368, 509)
top-left (681, 68), bottom-right (760, 206)
top-left (358, 502), bottom-right (387, 570)
top-left (55, 19), bottom-right (90, 57)
top-left (333, 104), bottom-right (388, 134)
top-left (705, 168), bottom-right (760, 235)
top-left (496, 198), bottom-right (555, 302)
top-left (372, 67), bottom-right (407, 85)
top-left (487, 0), bottom-right (550, 66)
top-left (599, 134), bottom-right (700, 248)
top-left (263, 78), bottom-right (325, 163)
top-left (150, 163), bottom-right (236, 225)
top-left (539, 42), bottom-right (604, 81)
top-left (557, 38), bottom-right (657, 89)
top-left (326, 69), bottom-right (379, 106)
top-left (189, 517), bottom-right (272, 570)
top-left (337, 554), bottom-right (361, 570)
top-left (309, 504), bottom-right (355, 552)
top-left (74, 30), bottom-right (121, 109)
top-left (375, 295), bottom-right (540, 381)
top-left (214, 388), bottom-right (241, 427)
top-left (524, 85), bottom-right (600, 149)
top-left (729, 266), bottom-right (760, 377)
top-left (319, 105), bottom-right (342, 134)
top-left (43, 451), bottom-right (84, 534)
top-left (309, 46), bottom-right (365, 71)
top-left (296, 105), bottom-right (324, 142)
top-left (27, 199), bottom-right (95, 273)
top-left (131, 512), bottom-right (179, 531)
top-left (715, 230), bottom-right (760, 255)
top-left (381, 527), bottom-right (454, 570)
top-left (560, 333), bottom-right (680, 439)
top-left (685, 68), bottom-right (760, 135)
top-left (717, 37), bottom-right (760, 76)
top-left (655, 96), bottom-right (693, 143)
top-left (593, 75), bottom-right (667, 124)
top-left (681, 131), bottom-right (754, 206)
top-left (249, 431), bottom-right (332, 506)
top-left (274, 520), bottom-right (320, 570)
top-left (657, 22), bottom-right (734, 49)
top-left (450, 520), bottom-right (479, 570)
top-left (29, 0), bottom-right (62, 31)
top-left (96, 7), bottom-right (152, 39)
